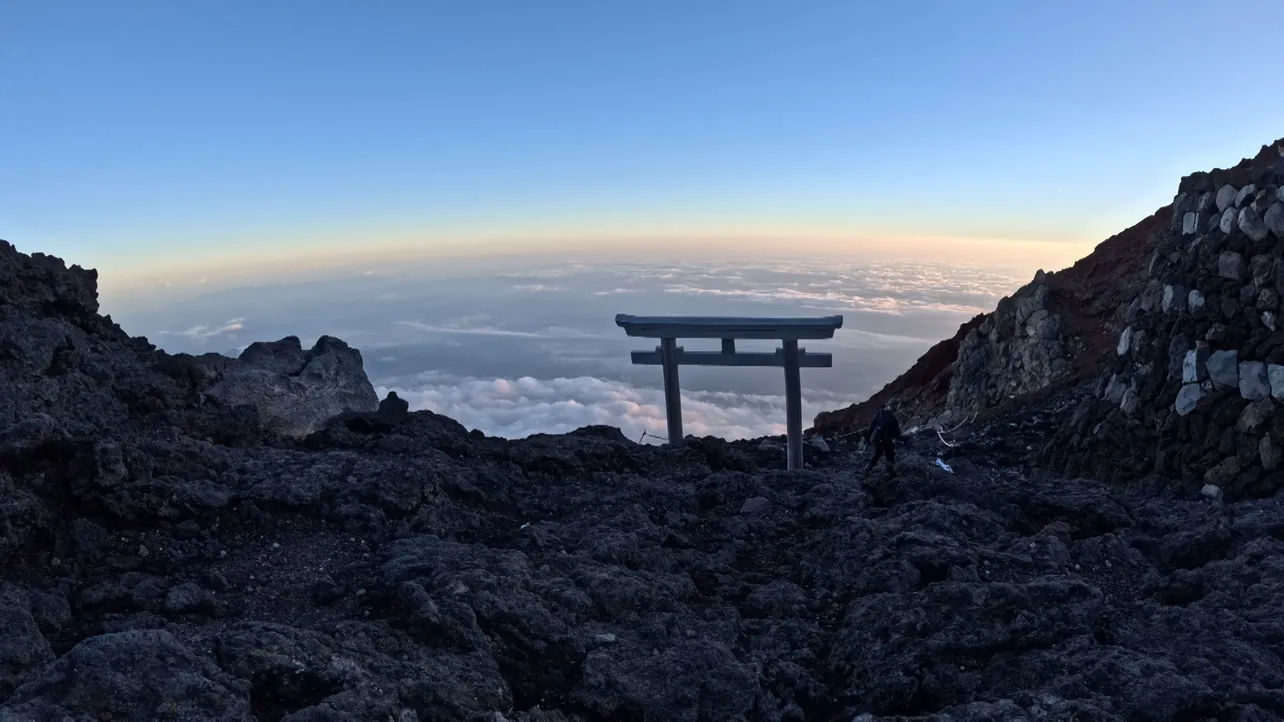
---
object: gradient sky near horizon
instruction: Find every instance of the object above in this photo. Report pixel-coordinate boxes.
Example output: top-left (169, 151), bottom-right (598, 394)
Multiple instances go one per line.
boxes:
top-left (3, 0), bottom-right (1284, 290)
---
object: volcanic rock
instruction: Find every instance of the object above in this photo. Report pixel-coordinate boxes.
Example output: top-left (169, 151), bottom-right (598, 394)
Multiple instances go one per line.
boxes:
top-left (205, 335), bottom-right (379, 438)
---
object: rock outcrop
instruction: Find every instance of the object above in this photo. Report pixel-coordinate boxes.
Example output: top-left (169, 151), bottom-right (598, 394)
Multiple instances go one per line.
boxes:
top-left (813, 210), bottom-right (1163, 435)
top-left (815, 137), bottom-right (1284, 448)
top-left (1041, 141), bottom-right (1284, 496)
top-left (206, 335), bottom-right (379, 438)
top-left (944, 271), bottom-right (1069, 414)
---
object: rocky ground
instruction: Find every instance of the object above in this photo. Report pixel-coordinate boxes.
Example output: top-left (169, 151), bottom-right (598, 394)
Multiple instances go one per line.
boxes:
top-left (3, 238), bottom-right (1284, 722)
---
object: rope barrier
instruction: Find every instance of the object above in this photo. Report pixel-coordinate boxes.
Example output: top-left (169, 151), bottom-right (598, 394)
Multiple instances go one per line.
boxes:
top-left (810, 411), bottom-right (977, 449)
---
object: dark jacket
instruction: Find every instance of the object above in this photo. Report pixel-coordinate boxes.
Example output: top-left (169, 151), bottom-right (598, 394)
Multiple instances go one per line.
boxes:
top-left (866, 408), bottom-right (901, 444)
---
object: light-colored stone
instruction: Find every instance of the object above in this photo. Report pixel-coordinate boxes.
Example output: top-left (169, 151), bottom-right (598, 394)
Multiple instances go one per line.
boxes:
top-left (1220, 207), bottom-right (1239, 234)
top-left (1120, 388), bottom-right (1140, 416)
top-left (1188, 289), bottom-right (1205, 317)
top-left (1235, 184), bottom-right (1257, 208)
top-left (1182, 349), bottom-right (1208, 383)
top-left (1239, 207), bottom-right (1270, 243)
top-left (1262, 436), bottom-right (1280, 472)
top-left (1237, 398), bottom-right (1274, 433)
top-left (808, 436), bottom-right (830, 453)
top-left (1201, 483), bottom-right (1223, 499)
top-left (1269, 364), bottom-right (1284, 401)
top-left (1171, 193), bottom-right (1191, 229)
top-left (1253, 189), bottom-right (1276, 214)
top-left (1130, 330), bottom-right (1147, 359)
top-left (1196, 191), bottom-right (1216, 213)
top-left (1264, 311), bottom-right (1278, 331)
top-left (1265, 202), bottom-right (1284, 239)
top-left (1175, 383), bottom-right (1203, 415)
top-left (1207, 349), bottom-right (1239, 390)
top-left (1116, 326), bottom-right (1132, 356)
top-left (740, 496), bottom-right (770, 514)
top-left (1103, 374), bottom-right (1127, 404)
top-left (1182, 212), bottom-right (1198, 235)
top-left (1218, 251), bottom-right (1246, 281)
top-left (1240, 361), bottom-right (1271, 401)
top-left (1216, 184), bottom-right (1238, 212)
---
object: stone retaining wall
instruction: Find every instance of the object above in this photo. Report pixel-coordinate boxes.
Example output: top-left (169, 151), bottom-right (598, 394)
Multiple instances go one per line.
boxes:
top-left (1042, 149), bottom-right (1284, 496)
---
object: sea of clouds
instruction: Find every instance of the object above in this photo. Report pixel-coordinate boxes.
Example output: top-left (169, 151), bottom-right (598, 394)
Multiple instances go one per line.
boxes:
top-left (110, 256), bottom-right (1026, 441)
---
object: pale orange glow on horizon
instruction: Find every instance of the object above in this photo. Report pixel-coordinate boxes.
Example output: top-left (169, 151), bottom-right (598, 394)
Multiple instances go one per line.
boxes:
top-left (94, 226), bottom-right (1098, 307)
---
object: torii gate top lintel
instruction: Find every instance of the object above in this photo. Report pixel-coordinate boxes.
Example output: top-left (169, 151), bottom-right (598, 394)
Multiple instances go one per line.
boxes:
top-left (614, 314), bottom-right (843, 340)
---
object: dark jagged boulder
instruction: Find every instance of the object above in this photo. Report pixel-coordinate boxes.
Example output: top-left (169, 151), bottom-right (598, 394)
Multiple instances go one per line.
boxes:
top-left (205, 335), bottom-right (379, 439)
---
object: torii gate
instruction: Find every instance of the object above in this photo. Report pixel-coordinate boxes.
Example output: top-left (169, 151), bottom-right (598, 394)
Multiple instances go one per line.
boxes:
top-left (615, 314), bottom-right (843, 470)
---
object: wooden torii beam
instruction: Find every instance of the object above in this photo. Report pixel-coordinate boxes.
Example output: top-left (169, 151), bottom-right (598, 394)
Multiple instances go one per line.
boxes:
top-left (615, 313), bottom-right (843, 470)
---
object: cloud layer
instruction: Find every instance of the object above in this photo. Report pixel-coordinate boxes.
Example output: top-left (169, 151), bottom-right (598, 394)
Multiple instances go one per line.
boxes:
top-left (378, 373), bottom-right (847, 442)
top-left (156, 317), bottom-right (245, 344)
top-left (118, 256), bottom-right (1025, 440)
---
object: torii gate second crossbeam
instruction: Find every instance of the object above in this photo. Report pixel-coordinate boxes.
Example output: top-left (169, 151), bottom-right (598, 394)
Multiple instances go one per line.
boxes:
top-left (615, 313), bottom-right (844, 470)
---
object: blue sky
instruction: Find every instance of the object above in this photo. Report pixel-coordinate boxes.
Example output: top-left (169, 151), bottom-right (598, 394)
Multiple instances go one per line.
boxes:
top-left (3, 0), bottom-right (1282, 287)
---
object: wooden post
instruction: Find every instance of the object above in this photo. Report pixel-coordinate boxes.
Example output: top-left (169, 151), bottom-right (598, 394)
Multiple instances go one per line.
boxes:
top-left (782, 339), bottom-right (803, 470)
top-left (660, 337), bottom-right (683, 444)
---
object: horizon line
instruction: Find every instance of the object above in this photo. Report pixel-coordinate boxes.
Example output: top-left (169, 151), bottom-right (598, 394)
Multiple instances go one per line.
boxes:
top-left (89, 231), bottom-right (1101, 297)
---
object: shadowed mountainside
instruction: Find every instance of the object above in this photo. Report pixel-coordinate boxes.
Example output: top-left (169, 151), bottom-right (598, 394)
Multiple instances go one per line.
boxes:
top-left (813, 137), bottom-right (1284, 450)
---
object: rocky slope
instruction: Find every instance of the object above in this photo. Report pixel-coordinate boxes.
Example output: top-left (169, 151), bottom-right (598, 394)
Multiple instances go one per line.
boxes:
top-left (4, 180), bottom-right (1284, 721)
top-left (813, 137), bottom-right (1284, 443)
top-left (1039, 140), bottom-right (1284, 497)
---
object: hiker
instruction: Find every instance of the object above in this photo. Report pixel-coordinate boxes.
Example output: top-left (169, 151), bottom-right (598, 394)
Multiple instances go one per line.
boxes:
top-left (864, 399), bottom-right (903, 474)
